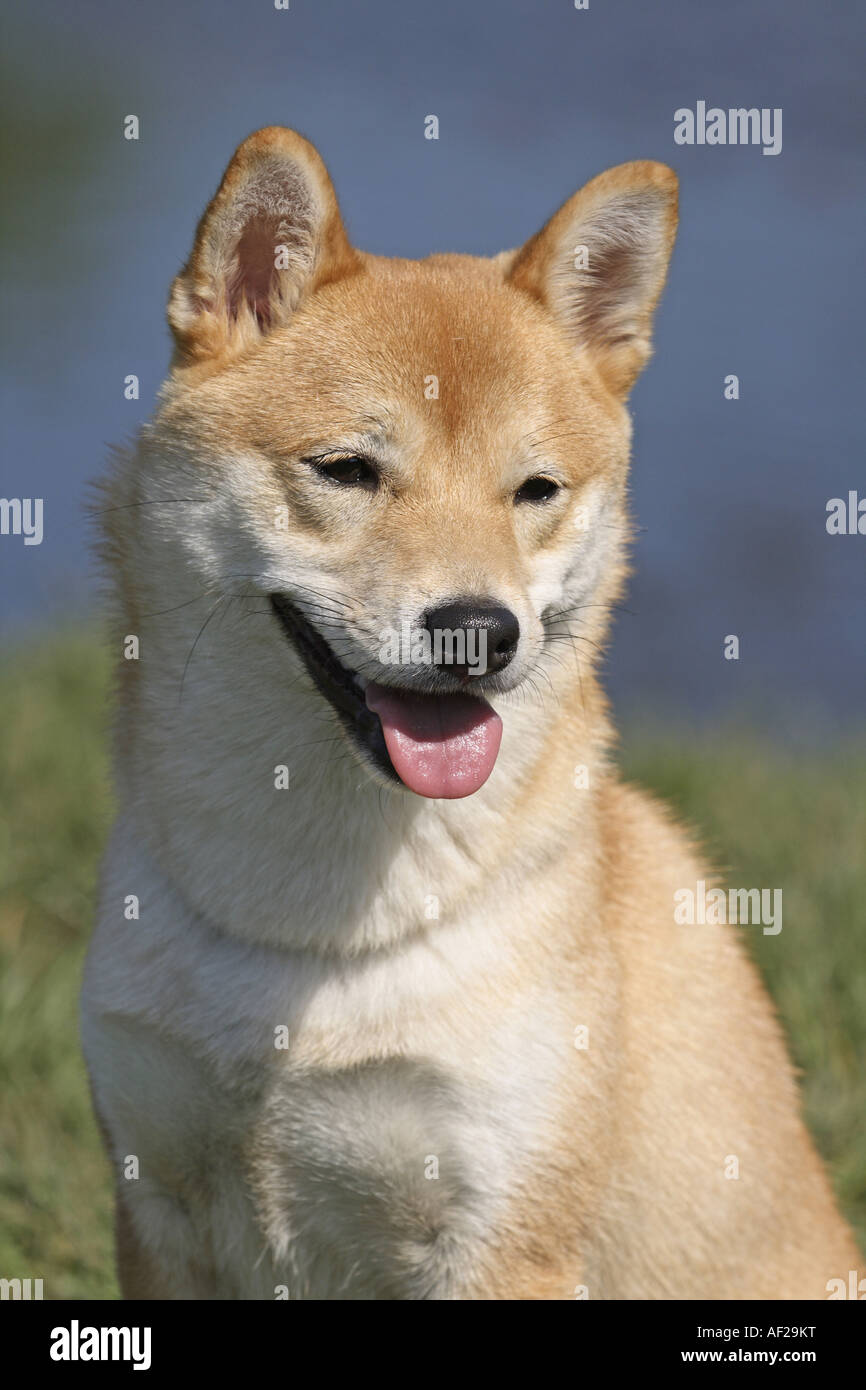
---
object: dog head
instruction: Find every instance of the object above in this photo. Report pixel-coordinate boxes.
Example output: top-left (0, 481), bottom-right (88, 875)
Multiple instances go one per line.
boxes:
top-left (130, 127), bottom-right (677, 801)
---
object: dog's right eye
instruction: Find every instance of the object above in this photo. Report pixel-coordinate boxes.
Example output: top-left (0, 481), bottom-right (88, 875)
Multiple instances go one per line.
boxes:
top-left (311, 455), bottom-right (379, 490)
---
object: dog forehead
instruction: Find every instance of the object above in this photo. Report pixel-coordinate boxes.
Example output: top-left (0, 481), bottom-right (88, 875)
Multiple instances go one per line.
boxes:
top-left (279, 256), bottom-right (573, 412)
top-left (179, 255), bottom-right (617, 474)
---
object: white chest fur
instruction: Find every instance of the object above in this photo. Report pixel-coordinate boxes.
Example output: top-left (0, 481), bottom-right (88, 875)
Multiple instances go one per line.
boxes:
top-left (81, 819), bottom-right (593, 1299)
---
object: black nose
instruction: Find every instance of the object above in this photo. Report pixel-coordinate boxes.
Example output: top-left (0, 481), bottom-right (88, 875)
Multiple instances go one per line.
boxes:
top-left (422, 598), bottom-right (520, 678)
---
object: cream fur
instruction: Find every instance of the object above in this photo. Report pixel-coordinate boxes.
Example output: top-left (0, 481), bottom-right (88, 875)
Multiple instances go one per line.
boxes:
top-left (81, 127), bottom-right (858, 1300)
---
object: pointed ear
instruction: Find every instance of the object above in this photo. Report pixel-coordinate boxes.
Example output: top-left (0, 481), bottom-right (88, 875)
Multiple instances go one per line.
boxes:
top-left (508, 161), bottom-right (678, 398)
top-left (167, 127), bottom-right (359, 369)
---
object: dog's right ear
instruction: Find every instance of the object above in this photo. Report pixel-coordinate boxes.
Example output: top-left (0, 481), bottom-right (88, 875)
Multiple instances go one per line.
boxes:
top-left (167, 127), bottom-right (358, 370)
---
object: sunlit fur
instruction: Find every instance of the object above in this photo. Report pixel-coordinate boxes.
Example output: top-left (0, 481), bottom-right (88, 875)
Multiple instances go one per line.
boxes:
top-left (82, 128), bottom-right (857, 1300)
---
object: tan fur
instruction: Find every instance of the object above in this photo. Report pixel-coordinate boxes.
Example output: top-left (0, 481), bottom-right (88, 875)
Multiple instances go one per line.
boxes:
top-left (82, 128), bottom-right (858, 1300)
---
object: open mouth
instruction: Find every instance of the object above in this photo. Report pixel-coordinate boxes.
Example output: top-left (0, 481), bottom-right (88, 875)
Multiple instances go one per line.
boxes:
top-left (269, 594), bottom-right (503, 799)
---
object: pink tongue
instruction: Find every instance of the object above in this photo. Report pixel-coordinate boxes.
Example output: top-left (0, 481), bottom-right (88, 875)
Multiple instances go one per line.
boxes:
top-left (365, 682), bottom-right (503, 799)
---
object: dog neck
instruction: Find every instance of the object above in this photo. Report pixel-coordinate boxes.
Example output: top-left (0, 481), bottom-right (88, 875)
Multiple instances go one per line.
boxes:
top-left (117, 618), bottom-right (610, 956)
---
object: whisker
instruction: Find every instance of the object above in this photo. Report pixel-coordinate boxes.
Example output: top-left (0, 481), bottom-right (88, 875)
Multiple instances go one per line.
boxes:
top-left (91, 497), bottom-right (216, 516)
top-left (178, 595), bottom-right (228, 705)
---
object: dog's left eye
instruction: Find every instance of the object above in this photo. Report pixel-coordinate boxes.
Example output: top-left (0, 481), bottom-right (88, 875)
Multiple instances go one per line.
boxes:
top-left (515, 476), bottom-right (560, 504)
top-left (313, 455), bottom-right (379, 490)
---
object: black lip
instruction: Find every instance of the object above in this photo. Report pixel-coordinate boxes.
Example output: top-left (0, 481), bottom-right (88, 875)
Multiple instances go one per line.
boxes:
top-left (269, 593), bottom-right (399, 783)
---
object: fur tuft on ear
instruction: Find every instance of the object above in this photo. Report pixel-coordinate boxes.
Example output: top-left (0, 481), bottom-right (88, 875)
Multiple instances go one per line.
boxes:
top-left (168, 127), bottom-right (359, 369)
top-left (508, 161), bottom-right (678, 397)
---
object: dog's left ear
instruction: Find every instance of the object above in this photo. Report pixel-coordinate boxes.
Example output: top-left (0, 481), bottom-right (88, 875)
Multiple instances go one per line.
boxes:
top-left (508, 161), bottom-right (678, 398)
top-left (168, 126), bottom-right (359, 369)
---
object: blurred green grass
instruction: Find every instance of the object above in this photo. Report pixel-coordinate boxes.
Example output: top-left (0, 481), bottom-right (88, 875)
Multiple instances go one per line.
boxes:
top-left (0, 630), bottom-right (863, 1299)
top-left (0, 630), bottom-right (116, 1298)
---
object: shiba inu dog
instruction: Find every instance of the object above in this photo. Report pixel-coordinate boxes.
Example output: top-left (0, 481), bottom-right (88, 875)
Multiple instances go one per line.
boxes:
top-left (81, 127), bottom-right (858, 1299)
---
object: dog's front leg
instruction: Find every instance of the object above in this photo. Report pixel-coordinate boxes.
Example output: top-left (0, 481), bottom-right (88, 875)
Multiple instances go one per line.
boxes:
top-left (91, 1095), bottom-right (218, 1300)
top-left (114, 1188), bottom-right (218, 1300)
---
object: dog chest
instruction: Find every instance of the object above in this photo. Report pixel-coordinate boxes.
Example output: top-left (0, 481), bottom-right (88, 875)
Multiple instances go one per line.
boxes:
top-left (246, 1053), bottom-right (507, 1299)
